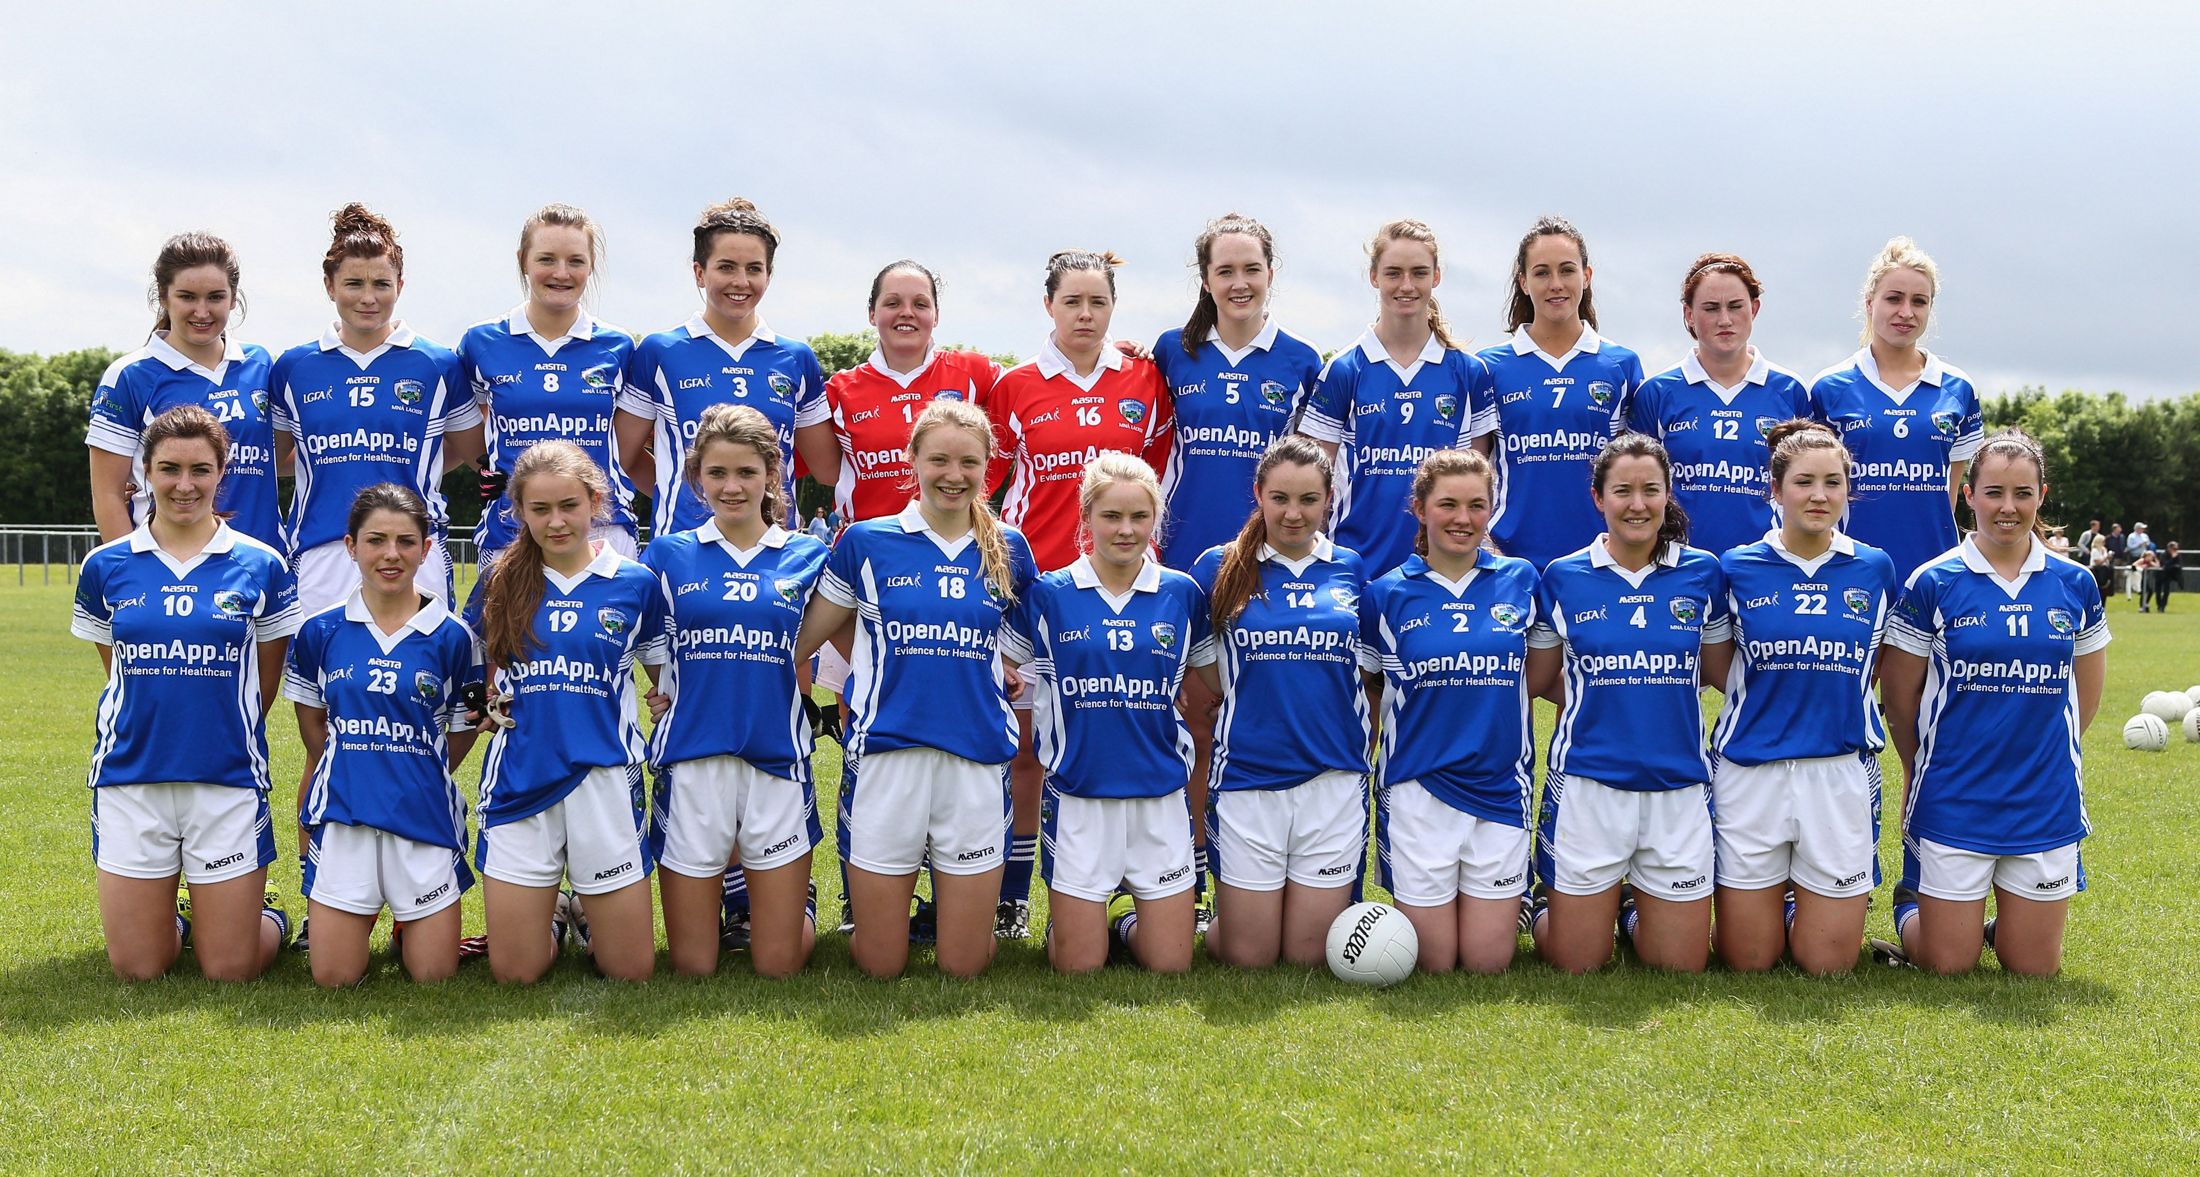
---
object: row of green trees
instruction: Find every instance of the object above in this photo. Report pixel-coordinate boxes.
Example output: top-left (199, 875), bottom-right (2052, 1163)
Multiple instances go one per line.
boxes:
top-left (4, 343), bottom-right (2191, 542)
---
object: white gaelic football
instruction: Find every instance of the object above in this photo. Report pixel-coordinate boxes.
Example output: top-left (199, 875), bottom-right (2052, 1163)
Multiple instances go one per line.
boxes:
top-left (2123, 713), bottom-right (2170, 752)
top-left (2184, 708), bottom-right (2200, 744)
top-left (1326, 902), bottom-right (1417, 987)
top-left (2139, 691), bottom-right (2195, 723)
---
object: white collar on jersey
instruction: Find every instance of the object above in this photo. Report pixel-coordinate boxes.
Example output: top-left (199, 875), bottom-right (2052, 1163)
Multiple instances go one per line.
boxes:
top-left (342, 589), bottom-right (451, 635)
top-left (1259, 534), bottom-right (1336, 564)
top-left (318, 320), bottom-right (418, 357)
top-left (1589, 534), bottom-right (1682, 571)
top-left (1764, 527), bottom-right (1857, 559)
top-left (506, 305), bottom-right (599, 346)
top-left (1401, 549), bottom-right (1498, 578)
top-left (1352, 327), bottom-right (1446, 368)
top-left (1849, 346), bottom-right (1948, 392)
top-left (147, 331), bottom-right (247, 373)
top-left (1207, 320), bottom-right (1281, 364)
top-left (1068, 553), bottom-right (1162, 594)
top-left (1681, 347), bottom-right (1769, 389)
top-left (1036, 334), bottom-right (1127, 381)
top-left (544, 543), bottom-right (627, 589)
top-left (867, 346), bottom-right (940, 387)
top-left (891, 500), bottom-right (979, 553)
top-left (128, 520), bottom-right (240, 555)
top-left (1959, 533), bottom-right (2047, 577)
top-left (696, 518), bottom-right (790, 555)
top-left (1508, 323), bottom-right (1604, 361)
top-left (682, 312), bottom-right (776, 354)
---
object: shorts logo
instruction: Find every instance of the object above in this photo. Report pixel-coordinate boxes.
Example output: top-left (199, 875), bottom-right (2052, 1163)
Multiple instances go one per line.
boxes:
top-left (1433, 394), bottom-right (1458, 421)
top-left (764, 833), bottom-right (801, 856)
top-left (1671, 874), bottom-right (1708, 891)
top-left (955, 847), bottom-right (996, 862)
top-left (2046, 609), bottom-right (2075, 635)
top-left (1489, 603), bottom-right (1524, 627)
top-left (211, 590), bottom-right (247, 619)
top-left (1150, 622), bottom-right (1177, 650)
top-left (1158, 865), bottom-right (1190, 884)
top-left (597, 608), bottom-right (628, 636)
top-left (203, 851), bottom-right (246, 871)
top-left (1835, 870), bottom-right (1869, 888)
top-left (767, 372), bottom-right (794, 397)
top-left (413, 881), bottom-right (452, 905)
top-left (414, 670), bottom-right (441, 701)
top-left (1843, 588), bottom-right (1872, 614)
top-left (1587, 381), bottom-right (1615, 407)
top-left (1117, 399), bottom-right (1147, 425)
top-left (1495, 871), bottom-right (1525, 888)
top-left (1931, 410), bottom-right (1961, 438)
top-left (394, 379), bottom-right (424, 405)
top-left (2036, 876), bottom-right (2068, 890)
top-left (774, 578), bottom-right (802, 603)
top-left (1668, 597), bottom-right (1700, 625)
top-left (593, 861), bottom-right (634, 881)
top-left (1317, 863), bottom-right (1352, 876)
top-left (1754, 416), bottom-right (1779, 439)
top-left (1260, 380), bottom-right (1289, 406)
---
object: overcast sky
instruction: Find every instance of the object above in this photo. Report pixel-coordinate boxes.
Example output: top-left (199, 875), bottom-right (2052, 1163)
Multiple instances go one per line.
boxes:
top-left (5, 1), bottom-right (2193, 400)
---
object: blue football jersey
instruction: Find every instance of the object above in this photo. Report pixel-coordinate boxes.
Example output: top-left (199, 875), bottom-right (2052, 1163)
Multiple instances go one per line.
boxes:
top-left (72, 524), bottom-right (302, 791)
top-left (283, 595), bottom-right (482, 850)
top-left (458, 309), bottom-right (639, 554)
top-left (1299, 331), bottom-right (1498, 578)
top-left (1478, 326), bottom-right (1645, 569)
top-left (1003, 556), bottom-right (1207, 800)
top-left (620, 316), bottom-right (827, 535)
top-left (270, 324), bottom-right (479, 555)
top-left (1150, 322), bottom-right (1322, 570)
top-left (819, 503), bottom-right (1039, 768)
top-left (1360, 551), bottom-right (1540, 828)
top-left (1189, 536), bottom-right (1370, 792)
top-left (86, 334), bottom-right (282, 548)
top-left (474, 547), bottom-right (664, 825)
top-left (1712, 531), bottom-right (1899, 765)
top-left (1531, 540), bottom-right (1731, 791)
top-left (640, 521), bottom-right (829, 781)
top-left (1810, 348), bottom-right (1984, 580)
top-left (1626, 350), bottom-right (1817, 556)
top-left (1886, 537), bottom-right (2108, 855)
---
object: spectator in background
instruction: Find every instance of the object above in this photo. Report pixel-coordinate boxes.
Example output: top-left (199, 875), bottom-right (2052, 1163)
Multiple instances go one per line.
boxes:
top-left (2153, 542), bottom-right (2183, 613)
top-left (2128, 522), bottom-right (2153, 559)
top-left (2088, 535), bottom-right (2114, 597)
top-left (2125, 523), bottom-right (2154, 600)
top-left (2046, 526), bottom-right (2073, 560)
top-left (2075, 518), bottom-right (2101, 557)
top-left (806, 506), bottom-right (833, 543)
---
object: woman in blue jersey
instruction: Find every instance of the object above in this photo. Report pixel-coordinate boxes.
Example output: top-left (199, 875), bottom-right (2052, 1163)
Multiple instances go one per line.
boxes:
top-left (793, 399), bottom-right (1037, 979)
top-left (460, 203), bottom-right (640, 572)
top-left (1877, 429), bottom-right (2106, 976)
top-left (1190, 435), bottom-right (1371, 969)
top-left (1626, 254), bottom-right (1818, 557)
top-left (73, 405), bottom-right (300, 981)
top-left (1299, 219), bottom-right (1496, 580)
top-left (1361, 449), bottom-right (1547, 974)
top-left (640, 404), bottom-right (829, 979)
top-left (1003, 453), bottom-right (1205, 974)
top-left (1478, 216), bottom-right (1646, 570)
top-left (286, 483), bottom-right (483, 986)
top-left (472, 440), bottom-right (663, 985)
top-left (1709, 421), bottom-right (1899, 974)
top-left (86, 232), bottom-right (282, 548)
top-left (273, 204), bottom-right (480, 615)
top-left (1809, 237), bottom-right (1983, 581)
top-left (1522, 433), bottom-right (1732, 974)
top-left (616, 197), bottom-right (835, 537)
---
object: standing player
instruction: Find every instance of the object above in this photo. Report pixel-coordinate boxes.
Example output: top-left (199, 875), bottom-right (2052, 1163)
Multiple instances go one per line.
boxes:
top-left (640, 405), bottom-right (829, 979)
top-left (1810, 237), bottom-right (1983, 580)
top-left (617, 197), bottom-right (834, 535)
top-left (1479, 216), bottom-right (1646, 569)
top-left (73, 405), bottom-right (299, 981)
top-left (1299, 219), bottom-right (1496, 579)
top-left (1627, 254), bottom-right (1817, 557)
top-left (87, 233), bottom-right (281, 548)
top-left (472, 441), bottom-right (663, 985)
top-left (1709, 422), bottom-right (1899, 974)
top-left (1522, 433), bottom-right (1732, 974)
top-left (459, 204), bottom-right (640, 571)
top-left (286, 484), bottom-right (483, 986)
top-left (984, 249), bottom-right (1173, 940)
top-left (1002, 454), bottom-right (1205, 974)
top-left (1190, 436), bottom-right (1370, 969)
top-left (1361, 450), bottom-right (1545, 974)
top-left (793, 400), bottom-right (1037, 979)
top-left (1877, 429), bottom-right (2107, 976)
top-left (272, 204), bottom-right (479, 615)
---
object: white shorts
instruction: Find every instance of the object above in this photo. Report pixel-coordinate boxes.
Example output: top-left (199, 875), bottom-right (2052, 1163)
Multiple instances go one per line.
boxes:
top-left (1711, 753), bottom-right (1879, 898)
top-left (1901, 836), bottom-right (2083, 903)
top-left (305, 822), bottom-right (472, 921)
top-left (1040, 787), bottom-right (1196, 903)
top-left (651, 755), bottom-right (820, 878)
top-left (92, 783), bottom-right (275, 885)
top-left (1208, 770), bottom-right (1366, 892)
top-left (1535, 773), bottom-right (1714, 901)
top-left (838, 746), bottom-right (1009, 877)
top-left (294, 536), bottom-right (451, 618)
top-left (813, 644), bottom-right (850, 695)
top-left (475, 764), bottom-right (653, 895)
top-left (1377, 780), bottom-right (1532, 904)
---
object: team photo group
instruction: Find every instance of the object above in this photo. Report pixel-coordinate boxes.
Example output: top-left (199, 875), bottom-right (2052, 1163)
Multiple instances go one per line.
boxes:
top-left (73, 196), bottom-right (2108, 992)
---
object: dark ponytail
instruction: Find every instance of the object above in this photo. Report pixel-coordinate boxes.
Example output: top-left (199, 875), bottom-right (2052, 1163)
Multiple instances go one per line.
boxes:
top-left (1591, 432), bottom-right (1689, 560)
top-left (1209, 435), bottom-right (1331, 634)
top-left (1181, 213), bottom-right (1275, 357)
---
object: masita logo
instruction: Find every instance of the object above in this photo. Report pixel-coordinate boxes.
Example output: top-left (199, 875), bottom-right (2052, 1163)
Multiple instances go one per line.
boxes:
top-left (768, 372), bottom-right (794, 397)
top-left (1932, 409), bottom-right (1961, 438)
top-left (211, 589), bottom-right (247, 619)
top-left (394, 379), bottom-right (423, 405)
top-left (1489, 602), bottom-right (1524, 627)
top-left (1117, 399), bottom-right (1147, 425)
top-left (1587, 381), bottom-right (1615, 407)
top-left (1260, 380), bottom-right (1289, 405)
top-left (2047, 608), bottom-right (2075, 635)
top-left (1668, 597), bottom-right (1699, 625)
top-left (414, 670), bottom-right (441, 701)
top-left (1151, 622), bottom-right (1177, 650)
top-left (1843, 587), bottom-right (1872, 614)
top-left (1434, 394), bottom-right (1457, 421)
top-left (596, 608), bottom-right (627, 636)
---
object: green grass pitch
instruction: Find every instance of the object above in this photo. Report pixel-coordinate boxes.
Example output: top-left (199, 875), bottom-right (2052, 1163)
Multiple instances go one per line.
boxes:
top-left (1, 572), bottom-right (2195, 1172)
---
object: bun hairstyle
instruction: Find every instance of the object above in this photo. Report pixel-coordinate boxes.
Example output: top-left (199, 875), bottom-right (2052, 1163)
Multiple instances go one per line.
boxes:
top-left (1044, 250), bottom-right (1123, 300)
top-left (478, 440), bottom-right (610, 668)
top-left (1504, 215), bottom-right (1597, 333)
top-left (1762, 418), bottom-right (1849, 494)
top-left (693, 197), bottom-right (779, 271)
top-left (1181, 213), bottom-right (1275, 357)
top-left (869, 259), bottom-right (939, 312)
top-left (683, 403), bottom-right (785, 525)
top-left (1591, 432), bottom-right (1690, 560)
top-left (345, 482), bottom-right (431, 542)
top-left (1410, 449), bottom-right (1496, 557)
top-left (1208, 434), bottom-right (1331, 633)
top-left (1858, 235), bottom-right (1939, 346)
top-left (1076, 451), bottom-right (1166, 554)
top-left (1679, 252), bottom-right (1760, 338)
top-left (323, 203), bottom-right (403, 280)
top-left (148, 232), bottom-right (244, 334)
top-left (517, 203), bottom-right (604, 288)
top-left (141, 403), bottom-right (231, 475)
top-left (1367, 220), bottom-right (1460, 351)
top-left (905, 399), bottom-right (1019, 606)
top-left (1966, 426), bottom-right (2053, 540)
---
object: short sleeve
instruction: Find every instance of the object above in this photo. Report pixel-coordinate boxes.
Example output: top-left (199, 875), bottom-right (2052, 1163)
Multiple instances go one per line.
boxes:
top-left (616, 341), bottom-right (661, 420)
top-left (282, 622), bottom-right (326, 708)
top-left (632, 571), bottom-right (668, 658)
top-left (1298, 355), bottom-right (1350, 444)
top-left (1698, 558), bottom-right (1733, 642)
top-left (1884, 570), bottom-right (1941, 657)
top-left (85, 361), bottom-right (142, 457)
top-left (2072, 570), bottom-right (2110, 656)
top-left (818, 529), bottom-right (861, 608)
top-left (1000, 587), bottom-right (1038, 665)
top-left (981, 374), bottom-right (1018, 495)
top-left (1356, 580), bottom-right (1385, 674)
top-left (1624, 377), bottom-right (1658, 437)
top-left (1186, 548), bottom-right (1225, 667)
top-left (268, 352), bottom-right (299, 434)
top-left (1140, 370), bottom-right (1174, 477)
top-left (70, 554), bottom-right (113, 643)
top-left (793, 348), bottom-right (830, 429)
top-left (440, 354), bottom-right (483, 431)
top-left (1527, 571), bottom-right (1563, 649)
top-left (1950, 382), bottom-right (1985, 463)
top-left (256, 559), bottom-right (303, 640)
top-left (446, 625), bottom-right (486, 733)
top-left (1463, 353), bottom-right (1499, 440)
